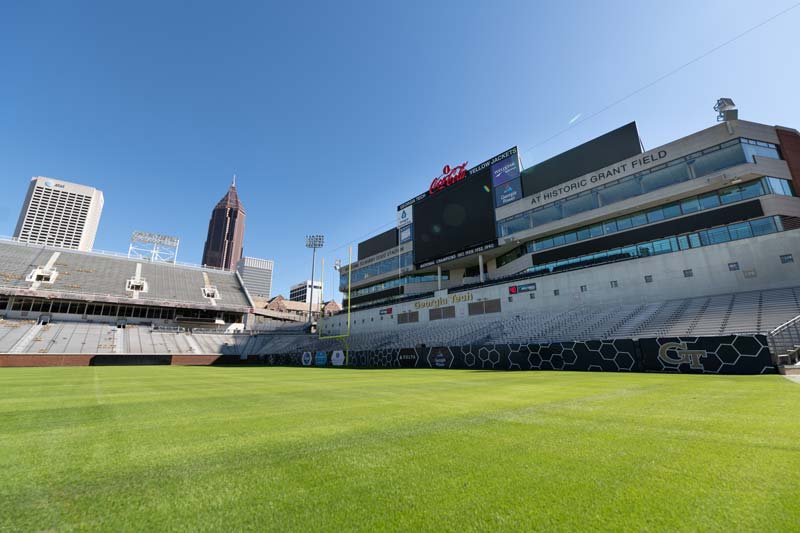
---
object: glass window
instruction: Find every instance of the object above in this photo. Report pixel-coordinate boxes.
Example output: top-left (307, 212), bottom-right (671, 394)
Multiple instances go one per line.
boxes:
top-left (677, 235), bottom-right (690, 250)
top-left (652, 238), bottom-right (672, 255)
top-left (630, 213), bottom-right (648, 227)
top-left (728, 262), bottom-right (740, 271)
top-left (692, 143), bottom-right (747, 177)
top-left (719, 186), bottom-right (742, 205)
top-left (728, 222), bottom-right (753, 240)
top-left (597, 177), bottom-right (642, 207)
top-left (531, 204), bottom-right (562, 227)
top-left (767, 177), bottom-right (794, 196)
top-left (640, 162), bottom-right (690, 193)
top-left (620, 245), bottom-right (637, 259)
top-left (552, 234), bottom-right (565, 247)
top-left (563, 232), bottom-right (577, 244)
top-left (706, 226), bottom-right (731, 244)
top-left (589, 224), bottom-right (603, 237)
top-left (662, 203), bottom-right (681, 219)
top-left (743, 143), bottom-right (780, 163)
top-left (750, 217), bottom-right (777, 236)
top-left (616, 216), bottom-right (632, 230)
top-left (780, 254), bottom-right (794, 264)
top-left (647, 208), bottom-right (665, 223)
top-left (577, 227), bottom-right (590, 240)
top-left (538, 238), bottom-right (553, 250)
top-left (688, 233), bottom-right (702, 248)
top-left (681, 197), bottom-right (701, 214)
top-left (739, 180), bottom-right (764, 200)
top-left (698, 193), bottom-right (720, 209)
top-left (498, 213), bottom-right (531, 237)
top-left (603, 220), bottom-right (617, 234)
top-left (637, 243), bottom-right (654, 257)
top-left (561, 192), bottom-right (596, 218)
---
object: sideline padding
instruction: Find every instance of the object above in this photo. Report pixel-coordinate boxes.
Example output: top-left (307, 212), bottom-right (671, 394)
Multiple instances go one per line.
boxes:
top-left (263, 336), bottom-right (776, 374)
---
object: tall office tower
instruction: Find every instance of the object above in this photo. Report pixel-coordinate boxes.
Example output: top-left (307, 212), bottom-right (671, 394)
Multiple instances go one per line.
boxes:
top-left (202, 176), bottom-right (246, 270)
top-left (236, 256), bottom-right (274, 299)
top-left (13, 176), bottom-right (104, 251)
top-left (289, 280), bottom-right (323, 304)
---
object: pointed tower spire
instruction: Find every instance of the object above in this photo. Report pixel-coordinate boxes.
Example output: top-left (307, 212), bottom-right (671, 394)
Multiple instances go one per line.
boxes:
top-left (202, 177), bottom-right (246, 270)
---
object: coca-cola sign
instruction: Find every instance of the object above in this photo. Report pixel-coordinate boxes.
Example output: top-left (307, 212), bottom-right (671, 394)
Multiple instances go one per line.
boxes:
top-left (428, 162), bottom-right (468, 194)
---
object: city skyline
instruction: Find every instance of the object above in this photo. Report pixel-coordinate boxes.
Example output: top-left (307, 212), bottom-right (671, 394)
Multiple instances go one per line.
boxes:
top-left (2, 1), bottom-right (800, 300)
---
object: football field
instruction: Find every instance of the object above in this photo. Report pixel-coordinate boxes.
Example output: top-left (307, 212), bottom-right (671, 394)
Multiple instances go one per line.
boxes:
top-left (1, 366), bottom-right (798, 531)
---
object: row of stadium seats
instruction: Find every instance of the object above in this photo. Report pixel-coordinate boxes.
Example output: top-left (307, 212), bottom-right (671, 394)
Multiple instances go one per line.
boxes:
top-left (3, 286), bottom-right (800, 356)
top-left (0, 321), bottom-right (251, 355)
top-left (0, 240), bottom-right (251, 308)
top-left (253, 286), bottom-right (800, 354)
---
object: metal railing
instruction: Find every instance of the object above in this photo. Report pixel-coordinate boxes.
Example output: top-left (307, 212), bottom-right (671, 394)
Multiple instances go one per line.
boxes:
top-left (767, 313), bottom-right (800, 359)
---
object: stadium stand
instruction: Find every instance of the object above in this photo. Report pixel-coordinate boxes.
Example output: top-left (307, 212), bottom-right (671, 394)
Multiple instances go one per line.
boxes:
top-left (0, 239), bottom-right (251, 310)
top-left (251, 286), bottom-right (800, 355)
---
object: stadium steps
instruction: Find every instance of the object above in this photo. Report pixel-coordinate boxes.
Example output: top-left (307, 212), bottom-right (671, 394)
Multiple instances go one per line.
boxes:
top-left (9, 324), bottom-right (43, 353)
top-left (609, 302), bottom-right (665, 338)
top-left (686, 297), bottom-right (712, 335)
top-left (185, 334), bottom-right (203, 354)
top-left (603, 304), bottom-right (648, 338)
top-left (115, 328), bottom-right (125, 354)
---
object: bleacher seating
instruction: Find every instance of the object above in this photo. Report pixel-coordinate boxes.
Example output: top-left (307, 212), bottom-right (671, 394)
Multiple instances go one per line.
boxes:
top-left (0, 320), bottom-right (251, 356)
top-left (3, 286), bottom-right (800, 358)
top-left (0, 239), bottom-right (251, 308)
top-left (253, 286), bottom-right (800, 354)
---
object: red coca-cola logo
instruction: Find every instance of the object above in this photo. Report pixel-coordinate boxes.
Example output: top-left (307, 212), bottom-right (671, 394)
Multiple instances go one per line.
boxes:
top-left (429, 162), bottom-right (468, 194)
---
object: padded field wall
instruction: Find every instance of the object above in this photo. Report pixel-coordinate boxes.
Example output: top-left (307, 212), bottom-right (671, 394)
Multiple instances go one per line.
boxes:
top-left (264, 335), bottom-right (776, 375)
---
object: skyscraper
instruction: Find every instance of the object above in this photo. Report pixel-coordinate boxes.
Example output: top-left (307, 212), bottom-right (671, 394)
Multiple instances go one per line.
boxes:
top-left (236, 256), bottom-right (274, 299)
top-left (202, 177), bottom-right (245, 270)
top-left (13, 176), bottom-right (104, 251)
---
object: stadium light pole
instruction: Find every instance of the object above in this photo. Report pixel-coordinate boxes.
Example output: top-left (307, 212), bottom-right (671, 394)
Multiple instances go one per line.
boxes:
top-left (305, 235), bottom-right (324, 323)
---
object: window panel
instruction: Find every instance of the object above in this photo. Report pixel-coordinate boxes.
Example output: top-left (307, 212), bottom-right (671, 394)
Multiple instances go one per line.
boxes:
top-left (739, 180), bottom-right (764, 200)
top-left (692, 143), bottom-right (747, 177)
top-left (750, 217), bottom-right (777, 236)
top-left (698, 193), bottom-right (720, 209)
top-left (680, 197), bottom-right (700, 214)
top-left (728, 222), bottom-right (753, 240)
top-left (597, 177), bottom-right (642, 206)
top-left (706, 226), bottom-right (731, 244)
top-left (639, 162), bottom-right (690, 193)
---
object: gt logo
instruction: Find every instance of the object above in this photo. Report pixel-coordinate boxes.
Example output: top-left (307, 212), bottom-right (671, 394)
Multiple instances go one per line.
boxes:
top-left (658, 342), bottom-right (707, 369)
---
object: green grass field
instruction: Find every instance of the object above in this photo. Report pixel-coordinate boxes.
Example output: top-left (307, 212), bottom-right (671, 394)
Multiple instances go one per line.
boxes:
top-left (1, 367), bottom-right (799, 531)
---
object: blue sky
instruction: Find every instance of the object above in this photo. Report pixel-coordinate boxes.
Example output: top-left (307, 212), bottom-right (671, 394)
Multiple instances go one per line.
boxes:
top-left (2, 0), bottom-right (800, 300)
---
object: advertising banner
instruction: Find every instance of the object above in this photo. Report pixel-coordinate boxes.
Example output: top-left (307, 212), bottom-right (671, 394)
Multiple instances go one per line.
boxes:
top-left (399, 225), bottom-right (412, 244)
top-left (397, 205), bottom-right (413, 228)
top-left (509, 282), bottom-right (536, 294)
top-left (398, 348), bottom-right (418, 368)
top-left (266, 336), bottom-right (774, 374)
top-left (315, 351), bottom-right (327, 367)
top-left (494, 178), bottom-right (522, 207)
top-left (491, 154), bottom-right (521, 187)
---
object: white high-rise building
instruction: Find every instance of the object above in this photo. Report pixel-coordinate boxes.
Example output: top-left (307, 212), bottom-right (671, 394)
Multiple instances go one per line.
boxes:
top-left (289, 280), bottom-right (322, 304)
top-left (236, 256), bottom-right (274, 299)
top-left (13, 177), bottom-right (104, 251)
